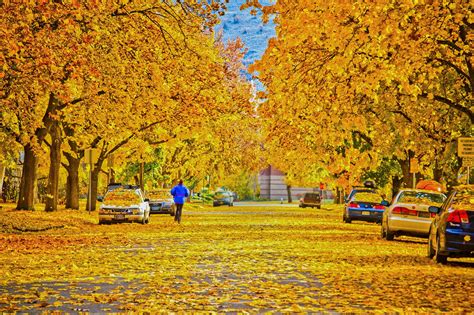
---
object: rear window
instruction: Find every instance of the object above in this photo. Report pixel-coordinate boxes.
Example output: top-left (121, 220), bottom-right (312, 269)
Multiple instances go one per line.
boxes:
top-left (104, 189), bottom-right (142, 205)
top-left (397, 191), bottom-right (446, 205)
top-left (352, 192), bottom-right (383, 203)
top-left (304, 193), bottom-right (320, 199)
top-left (451, 188), bottom-right (474, 210)
top-left (147, 190), bottom-right (171, 199)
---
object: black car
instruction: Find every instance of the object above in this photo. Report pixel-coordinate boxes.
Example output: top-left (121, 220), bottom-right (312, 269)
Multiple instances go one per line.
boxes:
top-left (427, 185), bottom-right (474, 264)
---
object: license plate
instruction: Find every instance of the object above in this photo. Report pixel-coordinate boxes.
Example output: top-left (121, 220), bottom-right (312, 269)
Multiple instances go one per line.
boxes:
top-left (114, 214), bottom-right (125, 220)
top-left (362, 211), bottom-right (370, 215)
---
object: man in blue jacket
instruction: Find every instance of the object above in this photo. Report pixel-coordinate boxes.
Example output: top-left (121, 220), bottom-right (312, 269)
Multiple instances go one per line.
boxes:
top-left (170, 180), bottom-right (189, 223)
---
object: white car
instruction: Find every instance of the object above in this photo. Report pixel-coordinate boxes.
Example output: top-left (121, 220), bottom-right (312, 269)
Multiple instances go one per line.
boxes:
top-left (381, 189), bottom-right (446, 240)
top-left (99, 187), bottom-right (150, 225)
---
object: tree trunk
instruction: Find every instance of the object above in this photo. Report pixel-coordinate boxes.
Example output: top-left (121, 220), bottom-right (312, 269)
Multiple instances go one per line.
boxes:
top-left (17, 144), bottom-right (38, 210)
top-left (64, 153), bottom-right (80, 210)
top-left (286, 185), bottom-right (292, 203)
top-left (391, 176), bottom-right (403, 199)
top-left (335, 187), bottom-right (342, 204)
top-left (0, 164), bottom-right (5, 200)
top-left (45, 122), bottom-right (62, 211)
top-left (86, 158), bottom-right (104, 211)
top-left (139, 162), bottom-right (144, 192)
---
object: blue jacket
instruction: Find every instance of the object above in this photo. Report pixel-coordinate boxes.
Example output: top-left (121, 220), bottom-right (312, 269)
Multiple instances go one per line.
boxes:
top-left (170, 184), bottom-right (189, 204)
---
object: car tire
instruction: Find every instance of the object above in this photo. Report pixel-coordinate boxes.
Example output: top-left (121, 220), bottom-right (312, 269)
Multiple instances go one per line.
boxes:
top-left (302, 205), bottom-right (306, 208)
top-left (427, 233), bottom-right (435, 259)
top-left (317, 205), bottom-right (321, 209)
top-left (434, 235), bottom-right (447, 264)
top-left (343, 212), bottom-right (351, 223)
top-left (99, 220), bottom-right (105, 225)
top-left (385, 226), bottom-right (394, 241)
top-left (380, 224), bottom-right (386, 239)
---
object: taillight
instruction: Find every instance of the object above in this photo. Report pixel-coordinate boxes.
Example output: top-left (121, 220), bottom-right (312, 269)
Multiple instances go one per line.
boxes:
top-left (348, 203), bottom-right (359, 208)
top-left (430, 212), bottom-right (436, 218)
top-left (447, 210), bottom-right (470, 224)
top-left (374, 205), bottom-right (385, 210)
top-left (392, 206), bottom-right (407, 214)
top-left (392, 207), bottom-right (418, 216)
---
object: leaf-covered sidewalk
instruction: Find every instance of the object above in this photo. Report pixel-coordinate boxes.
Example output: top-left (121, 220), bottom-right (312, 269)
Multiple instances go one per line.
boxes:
top-left (0, 204), bottom-right (472, 313)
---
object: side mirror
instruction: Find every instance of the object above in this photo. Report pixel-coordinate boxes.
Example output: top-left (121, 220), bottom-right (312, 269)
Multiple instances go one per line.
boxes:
top-left (381, 200), bottom-right (390, 207)
top-left (97, 196), bottom-right (103, 202)
top-left (428, 206), bottom-right (441, 214)
top-left (144, 198), bottom-right (150, 202)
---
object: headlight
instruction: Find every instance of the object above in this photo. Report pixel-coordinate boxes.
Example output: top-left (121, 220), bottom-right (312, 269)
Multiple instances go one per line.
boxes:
top-left (132, 208), bottom-right (141, 215)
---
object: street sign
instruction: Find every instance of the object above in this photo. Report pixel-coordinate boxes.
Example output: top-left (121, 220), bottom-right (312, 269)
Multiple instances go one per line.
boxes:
top-left (463, 157), bottom-right (474, 167)
top-left (458, 137), bottom-right (474, 157)
top-left (84, 148), bottom-right (100, 164)
top-left (410, 158), bottom-right (419, 173)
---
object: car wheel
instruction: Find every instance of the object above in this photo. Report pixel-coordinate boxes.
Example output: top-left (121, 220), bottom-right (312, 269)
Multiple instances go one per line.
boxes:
top-left (385, 225), bottom-right (394, 241)
top-left (434, 235), bottom-right (447, 264)
top-left (99, 220), bottom-right (104, 225)
top-left (317, 205), bottom-right (321, 209)
top-left (427, 233), bottom-right (435, 259)
top-left (302, 205), bottom-right (306, 208)
top-left (380, 224), bottom-right (386, 239)
top-left (343, 212), bottom-right (351, 223)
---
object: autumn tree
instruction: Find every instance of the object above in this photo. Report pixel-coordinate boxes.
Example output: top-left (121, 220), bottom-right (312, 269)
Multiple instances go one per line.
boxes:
top-left (246, 0), bottom-right (473, 192)
top-left (0, 1), bottom-right (232, 210)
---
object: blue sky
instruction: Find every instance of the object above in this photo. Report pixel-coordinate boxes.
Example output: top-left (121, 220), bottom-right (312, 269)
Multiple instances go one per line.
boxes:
top-left (215, 0), bottom-right (275, 81)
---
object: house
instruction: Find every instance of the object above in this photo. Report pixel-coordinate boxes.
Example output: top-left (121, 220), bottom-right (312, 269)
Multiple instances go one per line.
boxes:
top-left (258, 166), bottom-right (334, 201)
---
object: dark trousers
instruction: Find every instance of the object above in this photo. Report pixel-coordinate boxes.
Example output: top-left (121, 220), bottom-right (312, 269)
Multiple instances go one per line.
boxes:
top-left (175, 203), bottom-right (184, 223)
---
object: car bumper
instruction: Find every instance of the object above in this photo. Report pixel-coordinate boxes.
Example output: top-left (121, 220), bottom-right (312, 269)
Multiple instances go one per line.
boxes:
top-left (388, 216), bottom-right (431, 235)
top-left (149, 205), bottom-right (173, 214)
top-left (99, 214), bottom-right (145, 223)
top-left (443, 229), bottom-right (474, 257)
top-left (213, 200), bottom-right (230, 206)
top-left (301, 202), bottom-right (321, 207)
top-left (348, 209), bottom-right (383, 222)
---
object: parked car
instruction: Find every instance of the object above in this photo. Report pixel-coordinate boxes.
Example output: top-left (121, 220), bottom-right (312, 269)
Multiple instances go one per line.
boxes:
top-left (146, 189), bottom-right (176, 216)
top-left (213, 191), bottom-right (234, 207)
top-left (427, 185), bottom-right (474, 264)
top-left (98, 187), bottom-right (150, 225)
top-left (381, 189), bottom-right (446, 240)
top-left (299, 192), bottom-right (321, 209)
top-left (343, 191), bottom-right (388, 223)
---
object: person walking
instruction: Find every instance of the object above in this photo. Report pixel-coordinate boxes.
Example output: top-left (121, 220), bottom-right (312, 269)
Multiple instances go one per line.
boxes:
top-left (170, 180), bottom-right (189, 224)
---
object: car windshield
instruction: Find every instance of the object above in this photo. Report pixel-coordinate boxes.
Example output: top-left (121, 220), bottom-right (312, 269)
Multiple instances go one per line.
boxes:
top-left (352, 192), bottom-right (383, 203)
top-left (397, 191), bottom-right (446, 205)
top-left (147, 190), bottom-right (171, 200)
top-left (451, 187), bottom-right (474, 210)
top-left (104, 189), bottom-right (141, 205)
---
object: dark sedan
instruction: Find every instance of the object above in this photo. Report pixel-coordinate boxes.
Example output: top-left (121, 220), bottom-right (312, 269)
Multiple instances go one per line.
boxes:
top-left (427, 185), bottom-right (474, 264)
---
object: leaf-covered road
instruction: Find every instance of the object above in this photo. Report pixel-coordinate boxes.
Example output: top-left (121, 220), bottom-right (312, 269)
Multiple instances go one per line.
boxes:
top-left (0, 204), bottom-right (472, 313)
